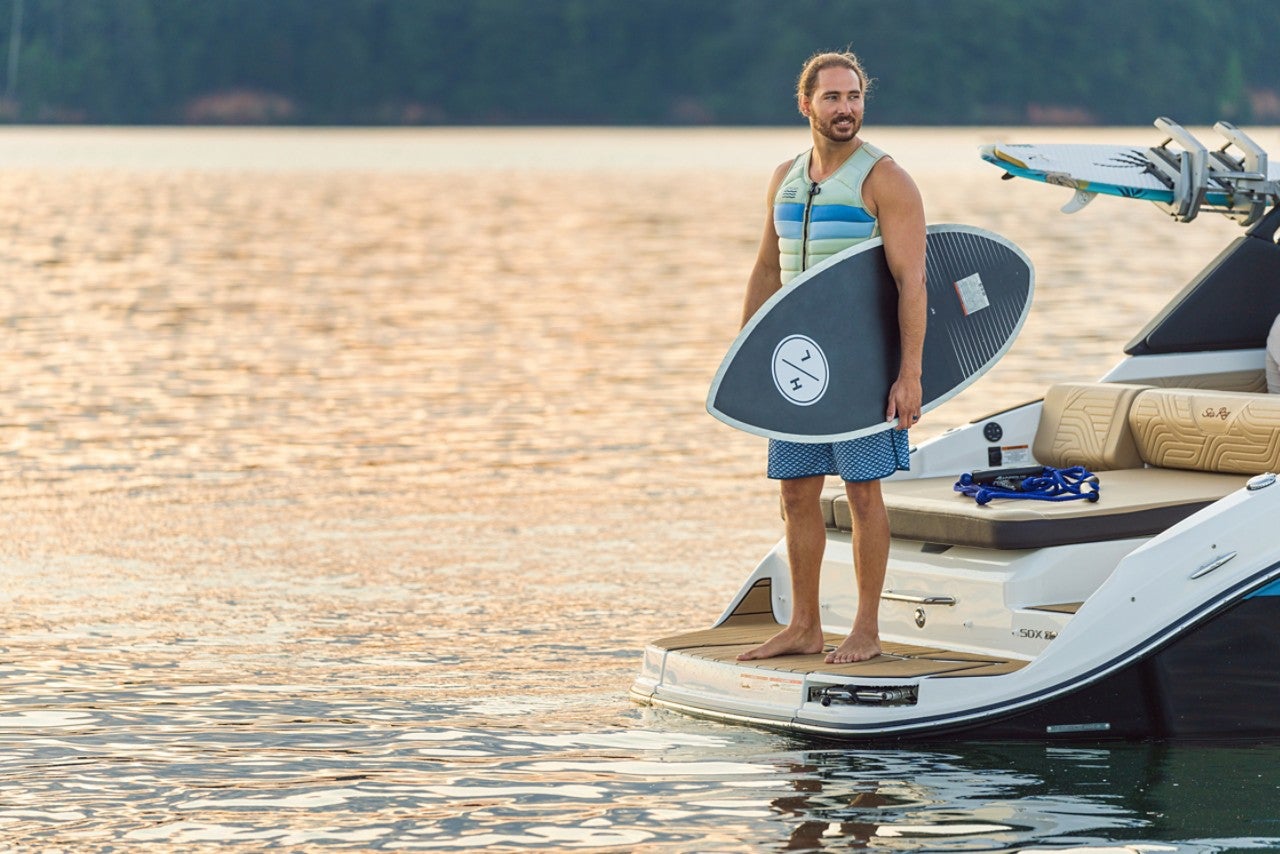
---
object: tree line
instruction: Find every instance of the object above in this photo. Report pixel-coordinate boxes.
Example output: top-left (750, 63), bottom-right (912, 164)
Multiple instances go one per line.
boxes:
top-left (2, 0), bottom-right (1278, 126)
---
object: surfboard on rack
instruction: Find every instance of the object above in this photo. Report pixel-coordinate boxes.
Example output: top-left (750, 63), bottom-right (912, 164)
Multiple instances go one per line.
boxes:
top-left (981, 142), bottom-right (1181, 202)
top-left (706, 224), bottom-right (1034, 443)
top-left (981, 119), bottom-right (1280, 224)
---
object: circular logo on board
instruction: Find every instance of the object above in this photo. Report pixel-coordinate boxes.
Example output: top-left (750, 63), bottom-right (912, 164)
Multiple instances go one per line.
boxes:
top-left (772, 335), bottom-right (829, 406)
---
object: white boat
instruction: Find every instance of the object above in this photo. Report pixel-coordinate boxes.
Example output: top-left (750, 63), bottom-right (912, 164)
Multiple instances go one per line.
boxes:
top-left (631, 154), bottom-right (1280, 741)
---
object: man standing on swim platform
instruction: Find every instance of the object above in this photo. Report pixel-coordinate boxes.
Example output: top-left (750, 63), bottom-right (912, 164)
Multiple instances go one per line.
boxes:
top-left (737, 51), bottom-right (926, 664)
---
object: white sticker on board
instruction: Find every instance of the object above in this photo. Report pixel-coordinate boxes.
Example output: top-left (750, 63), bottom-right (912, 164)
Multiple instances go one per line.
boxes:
top-left (954, 273), bottom-right (990, 316)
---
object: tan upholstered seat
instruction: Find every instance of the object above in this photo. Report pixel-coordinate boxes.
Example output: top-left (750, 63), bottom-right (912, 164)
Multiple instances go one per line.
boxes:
top-left (1128, 388), bottom-right (1280, 474)
top-left (1032, 382), bottom-right (1148, 470)
top-left (854, 383), bottom-right (1280, 549)
top-left (873, 468), bottom-right (1244, 549)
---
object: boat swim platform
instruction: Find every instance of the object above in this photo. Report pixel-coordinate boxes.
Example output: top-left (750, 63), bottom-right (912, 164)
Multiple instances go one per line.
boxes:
top-left (651, 617), bottom-right (1030, 679)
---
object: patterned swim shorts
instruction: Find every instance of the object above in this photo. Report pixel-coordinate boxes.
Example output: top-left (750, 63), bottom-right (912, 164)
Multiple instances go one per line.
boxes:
top-left (768, 430), bottom-right (910, 482)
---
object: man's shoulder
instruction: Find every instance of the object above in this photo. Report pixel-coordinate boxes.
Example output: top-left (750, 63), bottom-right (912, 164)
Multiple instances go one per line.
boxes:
top-left (768, 156), bottom-right (803, 197)
top-left (861, 151), bottom-right (923, 222)
top-left (774, 153), bottom-right (806, 179)
top-left (863, 154), bottom-right (917, 195)
top-left (772, 157), bottom-right (798, 179)
top-left (859, 140), bottom-right (890, 161)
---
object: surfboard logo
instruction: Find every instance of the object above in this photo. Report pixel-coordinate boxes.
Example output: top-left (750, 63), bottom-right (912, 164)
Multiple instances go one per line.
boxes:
top-left (771, 335), bottom-right (829, 406)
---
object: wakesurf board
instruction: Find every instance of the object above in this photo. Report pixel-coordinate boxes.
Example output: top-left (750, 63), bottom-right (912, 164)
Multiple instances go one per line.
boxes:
top-left (707, 224), bottom-right (1034, 443)
top-left (981, 119), bottom-right (1280, 223)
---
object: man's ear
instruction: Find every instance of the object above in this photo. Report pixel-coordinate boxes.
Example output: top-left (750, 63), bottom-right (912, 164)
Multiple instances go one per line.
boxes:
top-left (797, 95), bottom-right (810, 117)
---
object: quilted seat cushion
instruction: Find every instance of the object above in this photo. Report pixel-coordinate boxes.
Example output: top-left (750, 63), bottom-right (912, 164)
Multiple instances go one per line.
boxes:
top-left (1129, 388), bottom-right (1280, 474)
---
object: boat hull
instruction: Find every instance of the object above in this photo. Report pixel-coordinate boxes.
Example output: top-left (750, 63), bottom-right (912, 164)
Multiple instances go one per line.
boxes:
top-left (938, 592), bottom-right (1280, 741)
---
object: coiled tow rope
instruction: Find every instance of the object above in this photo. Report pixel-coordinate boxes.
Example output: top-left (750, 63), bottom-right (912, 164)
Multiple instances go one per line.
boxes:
top-left (954, 465), bottom-right (1100, 506)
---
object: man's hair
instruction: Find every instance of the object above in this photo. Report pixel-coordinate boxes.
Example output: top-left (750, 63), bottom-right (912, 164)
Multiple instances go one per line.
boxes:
top-left (795, 50), bottom-right (871, 103)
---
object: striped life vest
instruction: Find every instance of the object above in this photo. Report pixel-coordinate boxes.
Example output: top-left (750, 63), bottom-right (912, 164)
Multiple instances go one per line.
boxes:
top-left (774, 142), bottom-right (886, 284)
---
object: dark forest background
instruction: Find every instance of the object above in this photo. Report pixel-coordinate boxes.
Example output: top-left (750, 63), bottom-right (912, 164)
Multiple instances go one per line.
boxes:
top-left (2, 0), bottom-right (1278, 126)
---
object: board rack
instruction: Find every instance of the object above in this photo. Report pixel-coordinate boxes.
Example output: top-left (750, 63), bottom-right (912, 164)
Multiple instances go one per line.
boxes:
top-left (1075, 117), bottom-right (1279, 225)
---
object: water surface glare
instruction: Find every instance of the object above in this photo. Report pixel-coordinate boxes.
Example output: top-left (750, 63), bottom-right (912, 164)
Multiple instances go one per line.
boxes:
top-left (1, 126), bottom-right (1279, 850)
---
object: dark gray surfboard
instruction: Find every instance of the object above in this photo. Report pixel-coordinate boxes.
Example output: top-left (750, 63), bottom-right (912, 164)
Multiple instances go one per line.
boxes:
top-left (707, 224), bottom-right (1034, 442)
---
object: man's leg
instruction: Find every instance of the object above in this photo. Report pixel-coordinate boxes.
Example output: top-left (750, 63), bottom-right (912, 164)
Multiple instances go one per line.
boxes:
top-left (737, 474), bottom-right (827, 661)
top-left (824, 479), bottom-right (888, 663)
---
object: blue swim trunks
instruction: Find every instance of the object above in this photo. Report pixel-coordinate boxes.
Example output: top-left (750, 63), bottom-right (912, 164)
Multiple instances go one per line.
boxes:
top-left (768, 430), bottom-right (910, 482)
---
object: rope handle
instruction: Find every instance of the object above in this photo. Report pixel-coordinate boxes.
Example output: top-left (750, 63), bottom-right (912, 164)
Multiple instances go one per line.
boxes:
top-left (954, 465), bottom-right (1100, 506)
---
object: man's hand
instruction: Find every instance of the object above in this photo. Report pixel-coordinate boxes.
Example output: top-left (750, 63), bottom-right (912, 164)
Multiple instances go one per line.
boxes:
top-left (885, 375), bottom-right (923, 429)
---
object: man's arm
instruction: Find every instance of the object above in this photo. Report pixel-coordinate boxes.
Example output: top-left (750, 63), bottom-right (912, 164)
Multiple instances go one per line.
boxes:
top-left (740, 161), bottom-right (793, 327)
top-left (864, 158), bottom-right (927, 426)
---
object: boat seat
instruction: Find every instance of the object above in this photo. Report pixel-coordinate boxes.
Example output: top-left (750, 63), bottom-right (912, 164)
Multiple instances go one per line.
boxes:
top-left (873, 467), bottom-right (1245, 549)
top-left (822, 383), bottom-right (1280, 549)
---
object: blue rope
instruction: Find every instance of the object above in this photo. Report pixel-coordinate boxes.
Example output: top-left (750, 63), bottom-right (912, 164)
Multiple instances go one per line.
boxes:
top-left (954, 465), bottom-right (1100, 506)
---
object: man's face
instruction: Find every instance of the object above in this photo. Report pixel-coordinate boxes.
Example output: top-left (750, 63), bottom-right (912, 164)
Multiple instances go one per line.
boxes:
top-left (802, 67), bottom-right (864, 143)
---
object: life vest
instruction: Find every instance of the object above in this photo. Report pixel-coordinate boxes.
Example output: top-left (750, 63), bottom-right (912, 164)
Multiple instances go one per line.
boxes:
top-left (774, 142), bottom-right (886, 284)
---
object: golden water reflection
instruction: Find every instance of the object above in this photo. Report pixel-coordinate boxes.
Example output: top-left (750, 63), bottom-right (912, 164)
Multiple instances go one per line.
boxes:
top-left (0, 127), bottom-right (1276, 848)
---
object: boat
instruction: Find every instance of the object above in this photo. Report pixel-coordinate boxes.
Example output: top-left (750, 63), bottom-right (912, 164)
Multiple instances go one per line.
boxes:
top-left (630, 121), bottom-right (1280, 741)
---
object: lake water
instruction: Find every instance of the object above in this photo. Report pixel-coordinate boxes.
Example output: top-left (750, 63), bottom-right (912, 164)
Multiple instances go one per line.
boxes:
top-left (0, 126), bottom-right (1278, 851)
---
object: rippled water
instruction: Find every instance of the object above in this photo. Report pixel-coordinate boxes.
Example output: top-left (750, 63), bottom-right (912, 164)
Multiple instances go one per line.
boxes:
top-left (1, 126), bottom-right (1279, 850)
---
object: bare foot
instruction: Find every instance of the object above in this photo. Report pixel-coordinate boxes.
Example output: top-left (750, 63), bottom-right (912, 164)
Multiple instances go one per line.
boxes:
top-left (736, 625), bottom-right (825, 661)
top-left (824, 627), bottom-right (881, 664)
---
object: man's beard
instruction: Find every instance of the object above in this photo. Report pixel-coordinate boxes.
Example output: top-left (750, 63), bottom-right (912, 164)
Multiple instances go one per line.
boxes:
top-left (816, 114), bottom-right (860, 142)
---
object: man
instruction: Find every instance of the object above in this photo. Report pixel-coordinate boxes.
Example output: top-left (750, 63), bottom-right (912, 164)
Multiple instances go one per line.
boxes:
top-left (736, 51), bottom-right (927, 665)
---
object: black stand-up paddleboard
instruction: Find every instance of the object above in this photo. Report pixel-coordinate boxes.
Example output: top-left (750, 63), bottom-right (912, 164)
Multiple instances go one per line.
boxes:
top-left (707, 224), bottom-right (1034, 442)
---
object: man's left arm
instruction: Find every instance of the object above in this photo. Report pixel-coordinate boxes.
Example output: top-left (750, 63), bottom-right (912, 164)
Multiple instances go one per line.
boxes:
top-left (866, 159), bottom-right (927, 427)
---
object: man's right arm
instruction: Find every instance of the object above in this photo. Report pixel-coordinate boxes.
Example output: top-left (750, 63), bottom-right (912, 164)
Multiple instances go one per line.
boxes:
top-left (740, 161), bottom-right (792, 328)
